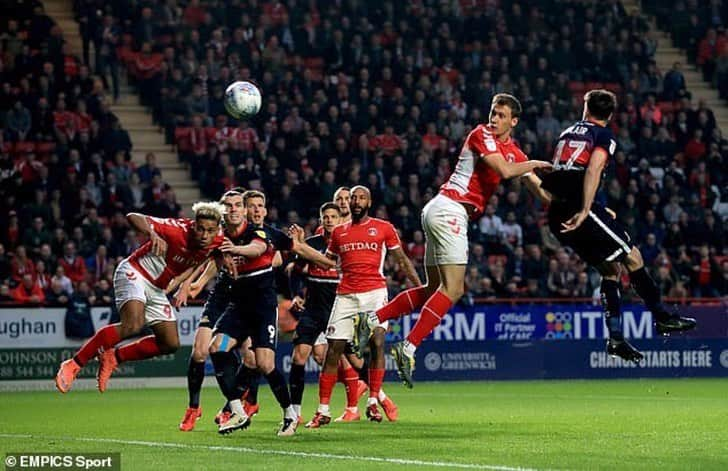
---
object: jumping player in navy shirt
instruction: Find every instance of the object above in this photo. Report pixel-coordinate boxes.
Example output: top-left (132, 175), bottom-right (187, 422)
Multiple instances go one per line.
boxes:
top-left (541, 89), bottom-right (696, 362)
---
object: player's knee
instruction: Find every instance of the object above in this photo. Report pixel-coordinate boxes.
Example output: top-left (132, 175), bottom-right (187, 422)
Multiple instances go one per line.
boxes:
top-left (623, 247), bottom-right (644, 271)
top-left (292, 348), bottom-right (309, 365)
top-left (370, 330), bottom-right (385, 350)
top-left (208, 337), bottom-right (223, 354)
top-left (119, 320), bottom-right (143, 338)
top-left (159, 338), bottom-right (180, 354)
top-left (441, 284), bottom-right (464, 302)
top-left (191, 347), bottom-right (208, 363)
top-left (312, 351), bottom-right (325, 366)
top-left (257, 359), bottom-right (274, 375)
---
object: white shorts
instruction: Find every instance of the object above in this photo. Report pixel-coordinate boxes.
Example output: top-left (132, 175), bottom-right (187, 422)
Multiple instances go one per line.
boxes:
top-left (422, 194), bottom-right (469, 266)
top-left (113, 258), bottom-right (176, 324)
top-left (327, 287), bottom-right (389, 341)
top-left (314, 332), bottom-right (328, 346)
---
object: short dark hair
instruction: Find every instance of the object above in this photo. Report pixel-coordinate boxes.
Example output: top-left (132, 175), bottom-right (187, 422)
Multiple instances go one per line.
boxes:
top-left (333, 186), bottom-right (350, 198)
top-left (320, 202), bottom-right (341, 216)
top-left (491, 93), bottom-right (522, 118)
top-left (584, 89), bottom-right (617, 121)
top-left (219, 187), bottom-right (245, 203)
top-left (242, 190), bottom-right (266, 205)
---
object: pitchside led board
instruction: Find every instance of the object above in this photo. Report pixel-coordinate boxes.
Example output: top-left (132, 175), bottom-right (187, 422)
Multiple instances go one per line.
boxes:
top-left (1, 304), bottom-right (727, 381)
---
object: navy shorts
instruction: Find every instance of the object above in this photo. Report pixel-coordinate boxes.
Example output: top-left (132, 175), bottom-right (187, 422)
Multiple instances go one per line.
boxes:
top-left (198, 281), bottom-right (233, 329)
top-left (213, 274), bottom-right (279, 350)
top-left (293, 307), bottom-right (329, 346)
top-left (549, 201), bottom-right (634, 266)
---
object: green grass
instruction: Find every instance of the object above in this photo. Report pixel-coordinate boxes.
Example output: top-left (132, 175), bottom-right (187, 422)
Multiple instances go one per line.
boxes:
top-left (1, 379), bottom-right (727, 470)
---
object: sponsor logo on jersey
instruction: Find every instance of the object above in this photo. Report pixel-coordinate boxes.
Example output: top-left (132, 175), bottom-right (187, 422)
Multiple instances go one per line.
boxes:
top-left (339, 241), bottom-right (380, 253)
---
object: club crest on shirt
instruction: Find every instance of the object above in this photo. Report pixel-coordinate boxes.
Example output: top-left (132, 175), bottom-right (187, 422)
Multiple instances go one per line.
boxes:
top-left (368, 227), bottom-right (378, 237)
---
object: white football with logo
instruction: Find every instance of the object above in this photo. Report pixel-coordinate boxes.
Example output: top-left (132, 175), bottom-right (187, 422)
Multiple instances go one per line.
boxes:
top-left (224, 81), bottom-right (262, 119)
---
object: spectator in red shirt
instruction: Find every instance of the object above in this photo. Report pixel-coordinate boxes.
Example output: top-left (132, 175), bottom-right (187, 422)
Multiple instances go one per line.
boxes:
top-left (639, 95), bottom-right (663, 126)
top-left (58, 241), bottom-right (87, 285)
top-left (697, 28), bottom-right (728, 82)
top-left (422, 122), bottom-right (445, 151)
top-left (376, 125), bottom-right (404, 156)
top-left (11, 274), bottom-right (45, 304)
top-left (10, 245), bottom-right (35, 284)
top-left (684, 129), bottom-right (707, 162)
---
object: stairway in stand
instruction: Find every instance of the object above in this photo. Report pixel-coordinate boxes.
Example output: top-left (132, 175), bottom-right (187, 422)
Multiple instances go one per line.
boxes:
top-left (42, 0), bottom-right (202, 212)
top-left (623, 0), bottom-right (728, 132)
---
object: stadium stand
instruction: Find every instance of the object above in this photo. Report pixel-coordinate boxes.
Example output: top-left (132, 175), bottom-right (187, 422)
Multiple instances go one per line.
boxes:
top-left (0, 0), bottom-right (726, 306)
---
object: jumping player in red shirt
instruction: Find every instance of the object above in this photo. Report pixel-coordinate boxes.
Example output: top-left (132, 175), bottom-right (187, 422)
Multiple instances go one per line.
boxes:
top-left (55, 202), bottom-right (227, 393)
top-left (355, 94), bottom-right (552, 387)
top-left (292, 186), bottom-right (421, 426)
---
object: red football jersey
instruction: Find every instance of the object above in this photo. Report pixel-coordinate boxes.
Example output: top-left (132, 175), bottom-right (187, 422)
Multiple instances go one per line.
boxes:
top-left (326, 217), bottom-right (401, 294)
top-left (128, 217), bottom-right (225, 289)
top-left (440, 124), bottom-right (528, 218)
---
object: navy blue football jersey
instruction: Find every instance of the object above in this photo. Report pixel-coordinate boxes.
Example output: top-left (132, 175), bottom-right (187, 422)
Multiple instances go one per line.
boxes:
top-left (540, 120), bottom-right (617, 202)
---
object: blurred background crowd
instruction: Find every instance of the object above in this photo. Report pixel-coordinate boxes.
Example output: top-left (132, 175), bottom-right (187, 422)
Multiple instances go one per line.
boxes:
top-left (0, 0), bottom-right (726, 308)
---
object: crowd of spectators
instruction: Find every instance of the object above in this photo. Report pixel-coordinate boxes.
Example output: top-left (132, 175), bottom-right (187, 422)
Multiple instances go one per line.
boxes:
top-left (1, 0), bottom-right (727, 308)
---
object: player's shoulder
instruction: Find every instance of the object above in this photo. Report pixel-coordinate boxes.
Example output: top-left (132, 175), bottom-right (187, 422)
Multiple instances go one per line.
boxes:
top-left (306, 233), bottom-right (324, 244)
top-left (331, 221), bottom-right (351, 235)
top-left (370, 217), bottom-right (397, 232)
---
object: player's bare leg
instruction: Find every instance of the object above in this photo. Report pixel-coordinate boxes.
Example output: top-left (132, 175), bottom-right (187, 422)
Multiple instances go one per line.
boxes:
top-left (307, 339), bottom-right (346, 428)
top-left (55, 299), bottom-right (145, 393)
top-left (621, 247), bottom-right (696, 335)
top-left (312, 343), bottom-right (327, 366)
top-left (179, 325), bottom-right (212, 431)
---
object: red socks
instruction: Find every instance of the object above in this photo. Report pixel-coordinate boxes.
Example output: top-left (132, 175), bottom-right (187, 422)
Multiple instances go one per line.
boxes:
top-left (341, 366), bottom-right (361, 408)
top-left (318, 372), bottom-right (337, 406)
top-left (74, 324), bottom-right (121, 366)
top-left (368, 368), bottom-right (385, 400)
top-left (407, 290), bottom-right (453, 347)
top-left (116, 335), bottom-right (162, 362)
top-left (377, 286), bottom-right (429, 322)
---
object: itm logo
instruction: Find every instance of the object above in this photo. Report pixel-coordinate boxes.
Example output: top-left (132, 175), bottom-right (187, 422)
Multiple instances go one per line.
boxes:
top-left (545, 312), bottom-right (573, 339)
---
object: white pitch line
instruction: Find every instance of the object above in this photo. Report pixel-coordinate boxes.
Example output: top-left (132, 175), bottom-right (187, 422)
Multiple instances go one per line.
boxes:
top-left (0, 433), bottom-right (539, 471)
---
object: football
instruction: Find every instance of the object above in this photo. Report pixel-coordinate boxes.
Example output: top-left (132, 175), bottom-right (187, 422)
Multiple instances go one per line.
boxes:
top-left (224, 81), bottom-right (262, 119)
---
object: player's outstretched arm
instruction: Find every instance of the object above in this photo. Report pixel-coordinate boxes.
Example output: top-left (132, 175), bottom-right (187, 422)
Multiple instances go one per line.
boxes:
top-left (391, 247), bottom-right (422, 287)
top-left (561, 148), bottom-right (608, 233)
top-left (286, 224), bottom-right (338, 269)
top-left (187, 259), bottom-right (219, 298)
top-left (522, 172), bottom-right (552, 205)
top-left (127, 212), bottom-right (167, 256)
top-left (219, 238), bottom-right (267, 258)
top-left (481, 153), bottom-right (552, 179)
top-left (292, 241), bottom-right (337, 269)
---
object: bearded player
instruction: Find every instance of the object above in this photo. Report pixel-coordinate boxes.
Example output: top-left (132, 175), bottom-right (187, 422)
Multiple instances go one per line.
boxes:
top-left (290, 185), bottom-right (421, 426)
top-left (355, 94), bottom-right (552, 388)
top-left (55, 202), bottom-right (227, 394)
